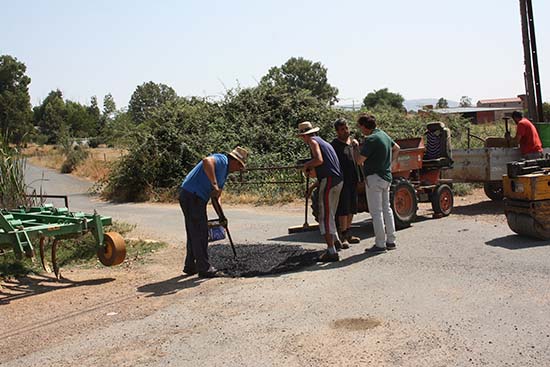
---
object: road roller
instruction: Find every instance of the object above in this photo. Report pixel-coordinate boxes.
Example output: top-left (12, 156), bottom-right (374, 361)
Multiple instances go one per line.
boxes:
top-left (503, 157), bottom-right (550, 240)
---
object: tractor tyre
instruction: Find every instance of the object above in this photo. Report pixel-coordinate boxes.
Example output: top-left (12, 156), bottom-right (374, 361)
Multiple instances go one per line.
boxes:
top-left (431, 184), bottom-right (454, 216)
top-left (390, 179), bottom-right (418, 229)
top-left (98, 232), bottom-right (127, 266)
top-left (483, 181), bottom-right (504, 201)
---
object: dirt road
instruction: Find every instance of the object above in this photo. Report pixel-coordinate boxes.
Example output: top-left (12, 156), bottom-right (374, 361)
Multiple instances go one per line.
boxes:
top-left (2, 165), bottom-right (550, 366)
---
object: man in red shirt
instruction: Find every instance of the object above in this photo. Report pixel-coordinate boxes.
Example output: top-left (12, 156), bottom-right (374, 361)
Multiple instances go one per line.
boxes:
top-left (509, 111), bottom-right (543, 159)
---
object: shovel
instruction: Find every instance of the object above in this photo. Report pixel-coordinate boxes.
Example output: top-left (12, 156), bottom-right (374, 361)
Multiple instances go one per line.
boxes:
top-left (211, 197), bottom-right (237, 259)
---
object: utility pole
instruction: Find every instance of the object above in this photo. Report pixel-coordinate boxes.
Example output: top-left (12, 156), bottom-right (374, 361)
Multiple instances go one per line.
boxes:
top-left (519, 0), bottom-right (543, 121)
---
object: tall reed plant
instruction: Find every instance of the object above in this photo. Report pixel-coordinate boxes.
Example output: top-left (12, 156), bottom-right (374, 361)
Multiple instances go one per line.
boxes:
top-left (0, 137), bottom-right (28, 208)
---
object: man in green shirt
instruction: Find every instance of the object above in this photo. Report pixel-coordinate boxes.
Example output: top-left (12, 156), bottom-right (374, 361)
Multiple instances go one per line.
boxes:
top-left (355, 114), bottom-right (400, 252)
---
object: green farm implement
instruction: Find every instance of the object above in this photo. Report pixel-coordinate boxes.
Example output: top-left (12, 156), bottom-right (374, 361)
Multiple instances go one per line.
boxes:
top-left (0, 204), bottom-right (126, 278)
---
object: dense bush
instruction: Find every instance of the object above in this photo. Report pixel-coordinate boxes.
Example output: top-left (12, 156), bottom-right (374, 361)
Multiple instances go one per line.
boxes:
top-left (103, 90), bottom-right (478, 202)
top-left (60, 145), bottom-right (88, 173)
top-left (104, 123), bottom-right (198, 202)
top-left (104, 80), bottom-right (351, 201)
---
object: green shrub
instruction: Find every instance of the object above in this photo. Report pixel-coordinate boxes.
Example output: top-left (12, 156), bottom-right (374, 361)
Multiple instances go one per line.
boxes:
top-left (88, 137), bottom-right (101, 148)
top-left (104, 124), bottom-right (198, 202)
top-left (60, 145), bottom-right (88, 173)
top-left (452, 183), bottom-right (475, 197)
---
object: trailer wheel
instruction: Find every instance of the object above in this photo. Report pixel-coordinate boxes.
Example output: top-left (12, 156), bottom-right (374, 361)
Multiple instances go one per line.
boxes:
top-left (98, 232), bottom-right (126, 266)
top-left (391, 179), bottom-right (417, 229)
top-left (431, 184), bottom-right (453, 216)
top-left (483, 181), bottom-right (504, 201)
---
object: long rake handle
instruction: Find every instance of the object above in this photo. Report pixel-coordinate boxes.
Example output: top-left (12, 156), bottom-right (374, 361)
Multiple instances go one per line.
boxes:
top-left (303, 175), bottom-right (310, 227)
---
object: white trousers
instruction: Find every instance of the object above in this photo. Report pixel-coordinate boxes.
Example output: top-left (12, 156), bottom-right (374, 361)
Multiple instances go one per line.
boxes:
top-left (318, 178), bottom-right (343, 235)
top-left (365, 174), bottom-right (396, 248)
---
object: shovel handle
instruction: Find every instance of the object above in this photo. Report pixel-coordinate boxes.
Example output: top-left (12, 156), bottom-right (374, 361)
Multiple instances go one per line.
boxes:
top-left (211, 197), bottom-right (236, 259)
top-left (303, 175), bottom-right (310, 227)
top-left (212, 197), bottom-right (224, 219)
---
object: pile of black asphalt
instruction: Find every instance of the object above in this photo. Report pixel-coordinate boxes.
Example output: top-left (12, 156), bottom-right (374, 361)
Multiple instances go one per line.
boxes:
top-left (209, 243), bottom-right (323, 277)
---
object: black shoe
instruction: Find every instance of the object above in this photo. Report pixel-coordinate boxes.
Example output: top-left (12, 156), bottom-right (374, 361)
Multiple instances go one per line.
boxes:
top-left (334, 239), bottom-right (342, 251)
top-left (365, 246), bottom-right (387, 253)
top-left (318, 251), bottom-right (339, 262)
top-left (198, 266), bottom-right (219, 278)
top-left (386, 243), bottom-right (396, 250)
top-left (183, 265), bottom-right (197, 275)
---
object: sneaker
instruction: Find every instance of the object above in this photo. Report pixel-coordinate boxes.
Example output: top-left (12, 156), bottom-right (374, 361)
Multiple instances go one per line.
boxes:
top-left (346, 235), bottom-right (360, 244)
top-left (198, 266), bottom-right (219, 278)
top-left (183, 266), bottom-right (197, 276)
top-left (318, 251), bottom-right (340, 262)
top-left (386, 243), bottom-right (396, 250)
top-left (365, 246), bottom-right (387, 253)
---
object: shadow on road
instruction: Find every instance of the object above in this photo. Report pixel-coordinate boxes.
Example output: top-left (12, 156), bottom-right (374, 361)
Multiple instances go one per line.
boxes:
top-left (485, 235), bottom-right (550, 250)
top-left (453, 200), bottom-right (504, 216)
top-left (270, 221), bottom-right (376, 244)
top-left (137, 275), bottom-right (205, 297)
top-left (271, 217), bottom-right (424, 244)
top-left (0, 275), bottom-right (115, 305)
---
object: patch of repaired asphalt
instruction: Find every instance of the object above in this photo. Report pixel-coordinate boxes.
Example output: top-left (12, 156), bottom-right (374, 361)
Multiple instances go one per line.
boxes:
top-left (331, 317), bottom-right (382, 331)
top-left (209, 243), bottom-right (323, 277)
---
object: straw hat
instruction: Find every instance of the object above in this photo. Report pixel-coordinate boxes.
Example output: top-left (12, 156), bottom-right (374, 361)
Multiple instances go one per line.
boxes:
top-left (228, 146), bottom-right (248, 167)
top-left (297, 121), bottom-right (320, 135)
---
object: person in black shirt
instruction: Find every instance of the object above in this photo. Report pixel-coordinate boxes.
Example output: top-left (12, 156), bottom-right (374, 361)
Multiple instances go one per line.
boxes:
top-left (331, 119), bottom-right (361, 249)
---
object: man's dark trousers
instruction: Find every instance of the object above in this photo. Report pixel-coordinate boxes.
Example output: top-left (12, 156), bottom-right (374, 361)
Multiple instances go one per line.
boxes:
top-left (179, 188), bottom-right (210, 272)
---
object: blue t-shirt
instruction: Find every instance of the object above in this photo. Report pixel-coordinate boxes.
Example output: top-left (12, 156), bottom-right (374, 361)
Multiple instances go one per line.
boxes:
top-left (181, 153), bottom-right (229, 202)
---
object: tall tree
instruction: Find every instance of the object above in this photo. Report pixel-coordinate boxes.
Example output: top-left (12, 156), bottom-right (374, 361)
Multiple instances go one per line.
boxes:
top-left (34, 90), bottom-right (67, 143)
top-left (459, 96), bottom-right (472, 107)
top-left (128, 82), bottom-right (178, 124)
top-left (65, 100), bottom-right (98, 137)
top-left (436, 97), bottom-right (449, 109)
top-left (260, 57), bottom-right (339, 105)
top-left (0, 55), bottom-right (33, 143)
top-left (87, 95), bottom-right (101, 136)
top-left (362, 88), bottom-right (405, 110)
top-left (97, 93), bottom-right (117, 137)
top-left (103, 93), bottom-right (116, 116)
top-left (88, 96), bottom-right (100, 119)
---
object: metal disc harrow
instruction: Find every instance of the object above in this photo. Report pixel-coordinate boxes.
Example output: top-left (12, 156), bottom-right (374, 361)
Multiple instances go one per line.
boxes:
top-left (0, 204), bottom-right (126, 278)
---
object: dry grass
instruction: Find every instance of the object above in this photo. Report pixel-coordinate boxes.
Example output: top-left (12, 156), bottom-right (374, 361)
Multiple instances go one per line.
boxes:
top-left (22, 144), bottom-right (126, 182)
top-left (73, 156), bottom-right (112, 181)
top-left (86, 147), bottom-right (127, 161)
top-left (24, 145), bottom-right (66, 171)
top-left (222, 191), bottom-right (298, 205)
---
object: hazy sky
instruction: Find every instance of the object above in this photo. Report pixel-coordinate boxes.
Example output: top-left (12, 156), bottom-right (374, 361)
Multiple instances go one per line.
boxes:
top-left (3, 0), bottom-right (549, 108)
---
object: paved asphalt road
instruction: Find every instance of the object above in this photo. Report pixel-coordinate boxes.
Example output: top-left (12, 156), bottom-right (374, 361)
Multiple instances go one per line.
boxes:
top-left (7, 164), bottom-right (550, 366)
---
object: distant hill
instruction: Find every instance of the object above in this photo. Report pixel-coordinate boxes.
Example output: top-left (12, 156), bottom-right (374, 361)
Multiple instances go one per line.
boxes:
top-left (404, 99), bottom-right (459, 112)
